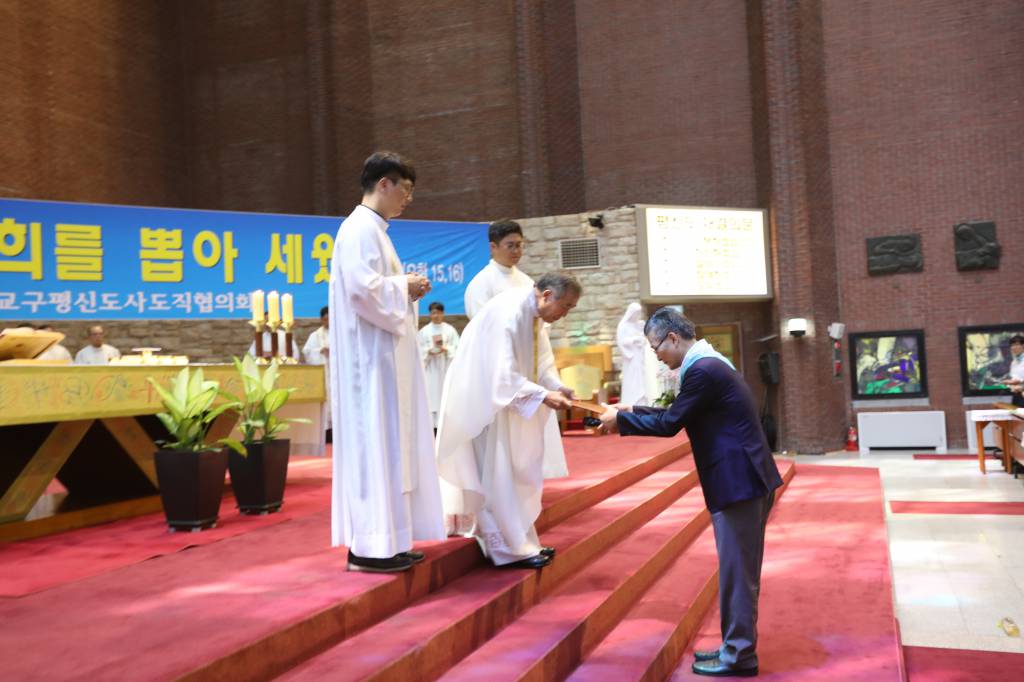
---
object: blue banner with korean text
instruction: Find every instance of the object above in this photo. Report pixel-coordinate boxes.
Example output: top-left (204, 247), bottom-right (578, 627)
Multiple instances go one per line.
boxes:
top-left (0, 199), bottom-right (488, 319)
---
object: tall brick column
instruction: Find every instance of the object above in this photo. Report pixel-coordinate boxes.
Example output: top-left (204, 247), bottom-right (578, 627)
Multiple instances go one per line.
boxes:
top-left (749, 0), bottom-right (846, 453)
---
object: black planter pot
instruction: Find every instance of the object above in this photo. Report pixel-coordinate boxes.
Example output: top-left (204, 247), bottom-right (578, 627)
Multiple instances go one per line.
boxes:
top-left (154, 448), bottom-right (229, 531)
top-left (228, 439), bottom-right (290, 514)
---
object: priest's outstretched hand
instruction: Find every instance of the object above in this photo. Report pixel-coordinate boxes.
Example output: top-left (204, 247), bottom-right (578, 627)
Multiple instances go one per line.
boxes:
top-left (543, 391), bottom-right (573, 410)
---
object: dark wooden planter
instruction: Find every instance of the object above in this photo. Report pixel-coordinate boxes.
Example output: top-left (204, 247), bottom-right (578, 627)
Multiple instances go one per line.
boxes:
top-left (154, 448), bottom-right (228, 531)
top-left (228, 439), bottom-right (290, 514)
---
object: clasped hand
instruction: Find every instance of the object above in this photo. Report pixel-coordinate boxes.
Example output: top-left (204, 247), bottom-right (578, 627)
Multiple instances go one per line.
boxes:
top-left (543, 386), bottom-right (575, 410)
top-left (407, 274), bottom-right (432, 301)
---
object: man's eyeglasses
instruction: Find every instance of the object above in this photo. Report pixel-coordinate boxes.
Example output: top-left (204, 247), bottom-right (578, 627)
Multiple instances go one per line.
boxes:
top-left (651, 333), bottom-right (671, 353)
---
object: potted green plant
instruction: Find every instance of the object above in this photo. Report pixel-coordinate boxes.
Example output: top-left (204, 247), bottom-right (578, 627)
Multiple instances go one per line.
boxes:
top-left (223, 355), bottom-right (309, 514)
top-left (148, 366), bottom-right (244, 531)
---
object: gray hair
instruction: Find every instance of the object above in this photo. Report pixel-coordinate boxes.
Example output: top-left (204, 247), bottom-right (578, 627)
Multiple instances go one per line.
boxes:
top-left (535, 272), bottom-right (583, 299)
top-left (644, 307), bottom-right (695, 342)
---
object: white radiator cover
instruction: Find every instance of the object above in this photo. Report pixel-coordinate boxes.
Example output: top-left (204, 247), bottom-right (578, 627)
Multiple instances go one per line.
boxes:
top-left (856, 411), bottom-right (947, 454)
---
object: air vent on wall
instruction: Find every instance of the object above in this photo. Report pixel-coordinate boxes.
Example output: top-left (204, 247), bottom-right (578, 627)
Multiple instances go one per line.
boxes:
top-left (559, 237), bottom-right (601, 269)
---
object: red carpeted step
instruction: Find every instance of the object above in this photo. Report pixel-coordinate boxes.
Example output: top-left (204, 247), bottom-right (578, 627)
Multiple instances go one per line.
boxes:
top-left (280, 457), bottom-right (699, 681)
top-left (0, 435), bottom-right (689, 682)
top-left (569, 461), bottom-right (795, 682)
top-left (670, 463), bottom-right (902, 681)
top-left (440, 486), bottom-right (712, 682)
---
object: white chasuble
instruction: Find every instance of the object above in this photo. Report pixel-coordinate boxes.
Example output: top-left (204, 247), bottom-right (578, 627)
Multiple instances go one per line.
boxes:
top-left (417, 321), bottom-right (460, 427)
top-left (328, 205), bottom-right (445, 557)
top-left (435, 287), bottom-right (564, 565)
top-left (462, 259), bottom-right (568, 479)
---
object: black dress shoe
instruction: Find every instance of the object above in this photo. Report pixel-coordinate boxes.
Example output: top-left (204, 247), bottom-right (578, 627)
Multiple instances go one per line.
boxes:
top-left (499, 554), bottom-right (551, 569)
top-left (694, 648), bottom-right (721, 661)
top-left (692, 657), bottom-right (758, 677)
top-left (347, 551), bottom-right (414, 573)
top-left (539, 546), bottom-right (556, 558)
top-left (397, 550), bottom-right (425, 564)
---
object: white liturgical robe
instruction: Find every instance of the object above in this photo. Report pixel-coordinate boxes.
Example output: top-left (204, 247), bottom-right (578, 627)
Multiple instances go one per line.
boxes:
top-left (302, 326), bottom-right (332, 429)
top-left (417, 321), bottom-right (460, 427)
top-left (74, 344), bottom-right (120, 365)
top-left (463, 259), bottom-right (568, 479)
top-left (436, 287), bottom-right (565, 565)
top-left (38, 343), bottom-right (72, 362)
top-left (463, 259), bottom-right (534, 320)
top-left (328, 205), bottom-right (445, 557)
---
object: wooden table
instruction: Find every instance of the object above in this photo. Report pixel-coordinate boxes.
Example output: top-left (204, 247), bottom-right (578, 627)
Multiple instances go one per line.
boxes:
top-left (969, 406), bottom-right (1023, 474)
top-left (0, 364), bottom-right (324, 542)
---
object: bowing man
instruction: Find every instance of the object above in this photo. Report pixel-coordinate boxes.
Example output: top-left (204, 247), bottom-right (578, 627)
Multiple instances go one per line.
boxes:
top-left (599, 307), bottom-right (783, 678)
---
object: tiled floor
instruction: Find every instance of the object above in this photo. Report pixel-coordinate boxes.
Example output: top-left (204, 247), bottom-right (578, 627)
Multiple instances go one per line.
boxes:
top-left (790, 449), bottom-right (1024, 653)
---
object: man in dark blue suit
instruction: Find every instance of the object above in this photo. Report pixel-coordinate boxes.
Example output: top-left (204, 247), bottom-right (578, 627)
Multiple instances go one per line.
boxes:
top-left (599, 307), bottom-right (783, 677)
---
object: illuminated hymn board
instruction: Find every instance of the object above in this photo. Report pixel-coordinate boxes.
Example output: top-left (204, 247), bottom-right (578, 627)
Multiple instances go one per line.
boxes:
top-left (636, 205), bottom-right (772, 303)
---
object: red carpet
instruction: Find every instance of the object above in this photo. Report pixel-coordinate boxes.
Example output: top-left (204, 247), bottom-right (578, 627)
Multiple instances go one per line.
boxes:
top-left (0, 457), bottom-right (333, 596)
top-left (890, 500), bottom-right (1024, 515)
top-left (673, 465), bottom-right (901, 681)
top-left (912, 454), bottom-right (997, 460)
top-left (905, 645), bottom-right (1024, 681)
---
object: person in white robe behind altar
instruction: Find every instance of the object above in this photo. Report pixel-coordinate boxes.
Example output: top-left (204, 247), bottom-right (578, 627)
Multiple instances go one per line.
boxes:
top-left (302, 305), bottom-right (332, 434)
top-left (616, 302), bottom-right (661, 406)
top-left (74, 325), bottom-right (121, 365)
top-left (436, 273), bottom-right (581, 569)
top-left (417, 301), bottom-right (459, 428)
top-left (462, 219), bottom-right (568, 480)
top-left (247, 329), bottom-right (300, 361)
top-left (328, 150), bottom-right (445, 574)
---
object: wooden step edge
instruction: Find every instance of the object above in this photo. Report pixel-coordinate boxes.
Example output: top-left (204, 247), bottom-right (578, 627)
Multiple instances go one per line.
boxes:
top-left (537, 441), bottom-right (692, 531)
top-left (570, 460), bottom-right (797, 682)
top-left (361, 469), bottom-right (703, 682)
top-left (180, 448), bottom-right (694, 682)
top-left (514, 509), bottom-right (713, 682)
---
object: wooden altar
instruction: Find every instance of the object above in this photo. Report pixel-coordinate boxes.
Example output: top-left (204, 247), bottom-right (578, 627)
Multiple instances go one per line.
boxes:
top-left (0, 364), bottom-right (324, 542)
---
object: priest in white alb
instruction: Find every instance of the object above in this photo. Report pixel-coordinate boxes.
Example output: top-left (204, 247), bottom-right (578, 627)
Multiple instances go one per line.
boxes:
top-left (74, 325), bottom-right (121, 365)
top-left (462, 219), bottom-right (569, 480)
top-left (302, 305), bottom-right (332, 440)
top-left (436, 273), bottom-right (581, 569)
top-left (328, 151), bottom-right (445, 573)
top-left (463, 219), bottom-right (534, 319)
top-left (417, 301), bottom-right (459, 428)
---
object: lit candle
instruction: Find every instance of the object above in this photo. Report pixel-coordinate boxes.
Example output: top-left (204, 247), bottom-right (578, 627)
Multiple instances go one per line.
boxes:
top-left (281, 293), bottom-right (294, 327)
top-left (267, 291), bottom-right (280, 326)
top-left (251, 290), bottom-right (265, 324)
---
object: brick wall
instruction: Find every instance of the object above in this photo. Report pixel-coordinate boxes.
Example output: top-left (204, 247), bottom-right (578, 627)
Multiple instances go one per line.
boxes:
top-left (0, 1), bottom-right (185, 206)
top-left (823, 0), bottom-right (1024, 446)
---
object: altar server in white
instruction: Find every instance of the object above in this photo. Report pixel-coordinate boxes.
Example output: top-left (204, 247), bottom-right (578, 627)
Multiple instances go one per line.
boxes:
top-left (329, 151), bottom-right (445, 573)
top-left (436, 273), bottom-right (581, 569)
top-left (463, 220), bottom-right (534, 319)
top-left (302, 305), bottom-right (332, 431)
top-left (616, 302), bottom-right (660, 406)
top-left (74, 325), bottom-right (121, 365)
top-left (463, 219), bottom-right (568, 479)
top-left (417, 301), bottom-right (459, 428)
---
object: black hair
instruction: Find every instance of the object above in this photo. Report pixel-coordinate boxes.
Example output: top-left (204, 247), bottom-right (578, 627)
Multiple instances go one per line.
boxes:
top-left (320, 306), bottom-right (329, 317)
top-left (360, 151), bottom-right (416, 193)
top-left (1009, 334), bottom-right (1024, 346)
top-left (644, 308), bottom-right (696, 342)
top-left (428, 301), bottom-right (445, 313)
top-left (488, 219), bottom-right (523, 245)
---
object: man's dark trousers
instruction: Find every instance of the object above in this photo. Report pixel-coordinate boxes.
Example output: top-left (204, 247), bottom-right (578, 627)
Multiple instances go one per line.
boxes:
top-left (711, 490), bottom-right (774, 668)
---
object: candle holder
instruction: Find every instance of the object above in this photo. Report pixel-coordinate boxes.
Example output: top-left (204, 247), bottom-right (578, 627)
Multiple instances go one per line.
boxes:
top-left (281, 320), bottom-right (298, 364)
top-left (248, 318), bottom-right (266, 362)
